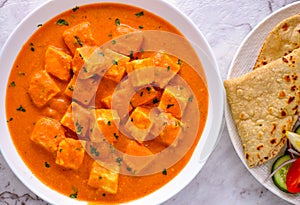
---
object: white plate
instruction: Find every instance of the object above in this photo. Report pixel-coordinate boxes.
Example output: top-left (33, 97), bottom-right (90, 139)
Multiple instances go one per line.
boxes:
top-left (225, 1), bottom-right (300, 204)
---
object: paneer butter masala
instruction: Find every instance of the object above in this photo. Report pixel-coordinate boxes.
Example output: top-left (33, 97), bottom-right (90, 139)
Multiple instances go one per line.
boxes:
top-left (5, 3), bottom-right (208, 203)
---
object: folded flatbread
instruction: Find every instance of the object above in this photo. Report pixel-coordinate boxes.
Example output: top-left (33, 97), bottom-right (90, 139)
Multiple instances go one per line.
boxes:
top-left (225, 48), bottom-right (300, 168)
top-left (254, 14), bottom-right (300, 69)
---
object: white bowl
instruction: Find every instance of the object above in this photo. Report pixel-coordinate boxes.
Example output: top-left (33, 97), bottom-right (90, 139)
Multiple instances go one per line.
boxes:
top-left (0, 0), bottom-right (224, 204)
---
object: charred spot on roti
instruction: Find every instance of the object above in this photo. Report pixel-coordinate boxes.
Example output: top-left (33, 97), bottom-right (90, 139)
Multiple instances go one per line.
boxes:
top-left (288, 96), bottom-right (295, 104)
top-left (270, 123), bottom-right (277, 135)
top-left (292, 74), bottom-right (298, 81)
top-left (280, 110), bottom-right (287, 117)
top-left (290, 85), bottom-right (297, 91)
top-left (246, 153), bottom-right (249, 160)
top-left (283, 74), bottom-right (291, 82)
top-left (278, 90), bottom-right (286, 98)
top-left (256, 144), bottom-right (264, 151)
top-left (282, 23), bottom-right (289, 31)
top-left (270, 138), bottom-right (277, 144)
top-left (282, 56), bottom-right (289, 63)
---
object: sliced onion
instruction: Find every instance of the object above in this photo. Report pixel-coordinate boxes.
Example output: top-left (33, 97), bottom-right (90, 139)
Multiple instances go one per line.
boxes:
top-left (287, 140), bottom-right (295, 159)
top-left (292, 115), bottom-right (300, 132)
top-left (287, 148), bottom-right (300, 157)
top-left (265, 158), bottom-right (297, 182)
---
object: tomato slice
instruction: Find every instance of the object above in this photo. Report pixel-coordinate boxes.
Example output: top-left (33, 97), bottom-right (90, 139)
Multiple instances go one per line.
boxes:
top-left (286, 158), bottom-right (300, 193)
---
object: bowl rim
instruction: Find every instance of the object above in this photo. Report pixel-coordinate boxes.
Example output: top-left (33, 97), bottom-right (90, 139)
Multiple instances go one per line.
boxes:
top-left (0, 0), bottom-right (224, 204)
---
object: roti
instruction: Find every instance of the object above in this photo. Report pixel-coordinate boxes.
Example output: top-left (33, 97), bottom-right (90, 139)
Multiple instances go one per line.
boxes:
top-left (254, 13), bottom-right (300, 69)
top-left (225, 48), bottom-right (300, 168)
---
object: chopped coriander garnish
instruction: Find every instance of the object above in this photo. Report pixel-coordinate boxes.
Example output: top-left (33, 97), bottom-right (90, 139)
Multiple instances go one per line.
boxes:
top-left (16, 105), bottom-right (26, 112)
top-left (10, 81), bottom-right (16, 87)
top-left (75, 36), bottom-right (83, 46)
top-left (56, 19), bottom-right (69, 26)
top-left (188, 96), bottom-right (193, 102)
top-left (75, 121), bottom-right (83, 135)
top-left (107, 121), bottom-right (111, 126)
top-left (45, 162), bottom-right (50, 168)
top-left (113, 132), bottom-right (119, 140)
top-left (98, 51), bottom-right (105, 57)
top-left (111, 40), bottom-right (116, 45)
top-left (162, 168), bottom-right (167, 175)
top-left (90, 145), bottom-right (100, 157)
top-left (112, 59), bottom-right (118, 65)
top-left (108, 33), bottom-right (113, 37)
top-left (72, 6), bottom-right (79, 12)
top-left (68, 86), bottom-right (74, 92)
top-left (152, 98), bottom-right (159, 104)
top-left (127, 166), bottom-right (132, 172)
top-left (139, 25), bottom-right (144, 29)
top-left (37, 24), bottom-right (43, 27)
top-left (140, 91), bottom-right (144, 97)
top-left (166, 104), bottom-right (174, 109)
top-left (6, 117), bottom-right (13, 122)
top-left (177, 59), bottom-right (182, 65)
top-left (83, 67), bottom-right (88, 73)
top-left (167, 66), bottom-right (171, 71)
top-left (30, 42), bottom-right (35, 52)
top-left (129, 50), bottom-right (134, 59)
top-left (115, 18), bottom-right (121, 26)
top-left (135, 11), bottom-right (144, 17)
top-left (69, 189), bottom-right (78, 199)
top-left (116, 157), bottom-right (122, 165)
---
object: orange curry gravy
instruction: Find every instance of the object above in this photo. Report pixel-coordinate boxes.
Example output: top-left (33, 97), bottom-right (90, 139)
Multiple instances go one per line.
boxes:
top-left (5, 3), bottom-right (208, 203)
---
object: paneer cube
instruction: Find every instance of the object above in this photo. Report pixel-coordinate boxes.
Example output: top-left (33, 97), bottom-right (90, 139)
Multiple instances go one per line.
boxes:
top-left (126, 58), bottom-right (155, 87)
top-left (44, 46), bottom-right (72, 81)
top-left (55, 138), bottom-right (85, 169)
top-left (123, 140), bottom-right (154, 173)
top-left (152, 52), bottom-right (181, 87)
top-left (63, 22), bottom-right (95, 54)
top-left (125, 107), bottom-right (151, 142)
top-left (158, 85), bottom-right (190, 119)
top-left (88, 161), bottom-right (119, 194)
top-left (71, 76), bottom-right (100, 105)
top-left (64, 74), bottom-right (77, 98)
top-left (108, 80), bottom-right (134, 119)
top-left (109, 25), bottom-right (143, 56)
top-left (60, 102), bottom-right (93, 137)
top-left (155, 113), bottom-right (183, 147)
top-left (72, 46), bottom-right (97, 75)
top-left (130, 86), bottom-right (158, 108)
top-left (28, 70), bottom-right (60, 107)
top-left (30, 117), bottom-right (65, 153)
top-left (104, 56), bottom-right (129, 83)
top-left (94, 109), bottom-right (120, 144)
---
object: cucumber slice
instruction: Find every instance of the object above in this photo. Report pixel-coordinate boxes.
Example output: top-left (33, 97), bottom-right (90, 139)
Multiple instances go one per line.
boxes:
top-left (272, 155), bottom-right (292, 193)
top-left (296, 125), bottom-right (300, 135)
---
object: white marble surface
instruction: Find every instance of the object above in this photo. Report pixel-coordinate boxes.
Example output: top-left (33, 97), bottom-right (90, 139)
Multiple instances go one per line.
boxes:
top-left (0, 0), bottom-right (298, 204)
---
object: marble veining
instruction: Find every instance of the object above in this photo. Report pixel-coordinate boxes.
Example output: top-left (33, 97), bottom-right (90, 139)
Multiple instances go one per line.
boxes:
top-left (0, 0), bottom-right (298, 204)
